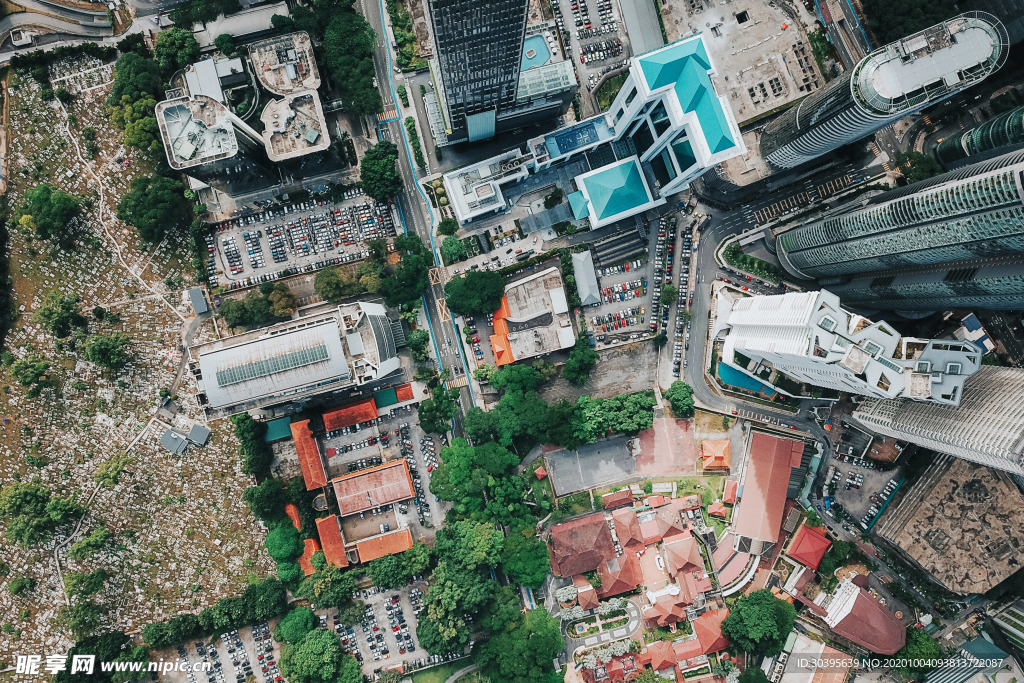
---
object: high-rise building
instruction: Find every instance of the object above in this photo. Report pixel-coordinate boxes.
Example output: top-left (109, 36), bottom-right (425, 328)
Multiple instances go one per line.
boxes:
top-left (852, 366), bottom-right (1024, 475)
top-left (426, 0), bottom-right (576, 144)
top-left (713, 289), bottom-right (982, 404)
top-left (759, 12), bottom-right (1008, 169)
top-left (776, 151), bottom-right (1024, 299)
top-left (935, 104), bottom-right (1024, 167)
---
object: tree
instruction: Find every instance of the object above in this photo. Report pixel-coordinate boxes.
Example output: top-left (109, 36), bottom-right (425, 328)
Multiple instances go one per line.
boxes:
top-left (280, 629), bottom-right (345, 683)
top-left (55, 629), bottom-right (149, 683)
top-left (68, 527), bottom-right (113, 561)
top-left (107, 53), bottom-right (162, 151)
top-left (664, 381), bottom-right (694, 417)
top-left (34, 291), bottom-right (87, 338)
top-left (401, 542), bottom-right (431, 577)
top-left (16, 184), bottom-right (81, 243)
top-left (894, 627), bottom-right (942, 674)
top-left (444, 270), bottom-right (507, 316)
top-left (368, 555), bottom-right (407, 589)
top-left (896, 151), bottom-right (943, 184)
top-left (653, 333), bottom-right (668, 348)
top-left (473, 365), bottom-right (498, 383)
top-left (500, 532), bottom-right (550, 589)
top-left (313, 266), bottom-right (364, 302)
top-left (437, 218), bottom-right (459, 236)
top-left (441, 236), bottom-right (467, 264)
top-left (738, 668), bottom-right (770, 683)
top-left (9, 576), bottom-right (35, 595)
top-left (407, 329), bottom-right (431, 361)
top-left (463, 407), bottom-right (499, 444)
top-left (265, 525), bottom-right (303, 562)
top-left (476, 607), bottom-right (564, 683)
top-left (0, 482), bottom-right (55, 547)
top-left (274, 607), bottom-right (316, 644)
top-left (214, 33), bottom-right (236, 56)
top-left (117, 32), bottom-right (152, 57)
top-left (154, 27), bottom-right (201, 72)
top-left (117, 175), bottom-right (190, 243)
top-left (381, 253), bottom-right (430, 308)
top-left (492, 364), bottom-right (544, 393)
top-left (232, 414), bottom-right (273, 478)
top-left (360, 141), bottom-right (403, 201)
top-left (243, 480), bottom-right (286, 522)
top-left (64, 569), bottom-right (108, 598)
top-left (57, 600), bottom-right (102, 639)
top-left (268, 284), bottom-right (297, 317)
top-left (322, 11), bottom-right (382, 115)
top-left (563, 336), bottom-right (599, 386)
top-left (660, 284), bottom-right (678, 306)
top-left (85, 333), bottom-right (132, 370)
top-left (418, 386), bottom-right (459, 434)
top-left (11, 356), bottom-right (55, 398)
top-left (721, 589), bottom-right (796, 656)
top-left (297, 566), bottom-right (357, 611)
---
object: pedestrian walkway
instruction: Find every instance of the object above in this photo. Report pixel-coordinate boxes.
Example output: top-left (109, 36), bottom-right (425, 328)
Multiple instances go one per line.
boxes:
top-left (565, 599), bottom-right (643, 646)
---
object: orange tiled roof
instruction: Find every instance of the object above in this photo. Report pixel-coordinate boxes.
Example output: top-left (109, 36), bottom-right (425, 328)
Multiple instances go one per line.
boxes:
top-left (489, 296), bottom-right (515, 366)
top-left (323, 397), bottom-right (378, 431)
top-left (298, 538), bottom-right (321, 576)
top-left (597, 552), bottom-right (642, 598)
top-left (394, 383), bottom-right (415, 402)
top-left (702, 440), bottom-right (731, 469)
top-left (549, 513), bottom-right (616, 577)
top-left (708, 501), bottom-right (728, 518)
top-left (291, 420), bottom-right (327, 490)
top-left (535, 466), bottom-right (548, 479)
top-left (723, 480), bottom-right (738, 505)
top-left (332, 460), bottom-right (415, 516)
top-left (602, 489), bottom-right (634, 510)
top-left (787, 524), bottom-right (832, 570)
top-left (356, 528), bottom-right (413, 563)
top-left (573, 574), bottom-right (600, 609)
top-left (646, 640), bottom-right (676, 672)
top-left (611, 507), bottom-right (645, 552)
top-left (734, 432), bottom-right (801, 543)
top-left (284, 503), bottom-right (301, 531)
top-left (316, 515), bottom-right (349, 568)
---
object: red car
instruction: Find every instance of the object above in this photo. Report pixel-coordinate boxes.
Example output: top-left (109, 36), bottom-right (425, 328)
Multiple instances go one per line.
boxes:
top-left (472, 337), bottom-right (480, 343)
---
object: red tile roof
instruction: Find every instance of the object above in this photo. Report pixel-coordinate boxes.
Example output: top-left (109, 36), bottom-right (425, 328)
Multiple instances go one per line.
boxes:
top-left (681, 495), bottom-right (703, 510)
top-left (787, 524), bottom-right (832, 570)
top-left (394, 383), bottom-right (415, 402)
top-left (693, 608), bottom-right (730, 654)
top-left (702, 440), bottom-right (731, 469)
top-left (612, 508), bottom-right (645, 552)
top-left (646, 640), bottom-right (676, 672)
top-left (830, 586), bottom-right (906, 655)
top-left (665, 536), bottom-right (703, 576)
top-left (356, 528), bottom-right (414, 563)
top-left (291, 420), bottom-right (327, 490)
top-left (723, 480), bottom-right (737, 505)
top-left (646, 494), bottom-right (667, 508)
top-left (332, 460), bottom-right (415, 516)
top-left (284, 503), bottom-right (301, 531)
top-left (734, 432), bottom-right (801, 543)
top-left (598, 553), bottom-right (642, 598)
top-left (648, 597), bottom-right (691, 627)
top-left (323, 397), bottom-right (378, 431)
top-left (602, 489), bottom-right (634, 510)
top-left (490, 296), bottom-right (515, 366)
top-left (549, 513), bottom-right (616, 577)
top-left (298, 538), bottom-right (321, 576)
top-left (574, 574), bottom-right (600, 610)
top-left (535, 466), bottom-right (548, 479)
top-left (708, 502), bottom-right (728, 518)
top-left (316, 515), bottom-right (349, 568)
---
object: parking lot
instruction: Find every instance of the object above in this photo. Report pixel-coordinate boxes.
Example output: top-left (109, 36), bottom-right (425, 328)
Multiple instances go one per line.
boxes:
top-left (166, 622), bottom-right (278, 683)
top-left (551, 0), bottom-right (631, 101)
top-left (204, 189), bottom-right (398, 290)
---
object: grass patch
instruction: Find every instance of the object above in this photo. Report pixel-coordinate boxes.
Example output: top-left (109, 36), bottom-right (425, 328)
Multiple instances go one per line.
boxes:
top-left (595, 72), bottom-right (627, 112)
top-left (556, 490), bottom-right (594, 517)
top-left (808, 29), bottom-right (833, 81)
top-left (412, 662), bottom-right (471, 683)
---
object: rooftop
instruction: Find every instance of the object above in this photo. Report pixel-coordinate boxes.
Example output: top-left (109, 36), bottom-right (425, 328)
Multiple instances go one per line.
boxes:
top-left (786, 524), bottom-right (832, 570)
top-left (331, 460), bottom-right (415, 517)
top-left (323, 397), bottom-right (378, 432)
top-left (734, 431), bottom-right (802, 546)
top-left (825, 579), bottom-right (906, 654)
top-left (291, 419), bottom-right (327, 490)
top-left (356, 527), bottom-right (413, 563)
top-left (261, 91), bottom-right (330, 161)
top-left (156, 96), bottom-right (241, 170)
top-left (489, 267), bottom-right (575, 367)
top-left (249, 32), bottom-right (321, 94)
top-left (548, 512), bottom-right (616, 577)
top-left (316, 515), bottom-right (349, 567)
top-left (574, 157), bottom-right (661, 228)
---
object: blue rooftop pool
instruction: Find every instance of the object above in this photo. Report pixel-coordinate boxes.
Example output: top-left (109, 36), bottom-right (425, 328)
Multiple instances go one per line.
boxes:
top-left (521, 35), bottom-right (552, 71)
top-left (717, 362), bottom-right (775, 396)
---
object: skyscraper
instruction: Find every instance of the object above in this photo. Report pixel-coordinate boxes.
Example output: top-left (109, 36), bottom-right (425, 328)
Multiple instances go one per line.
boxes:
top-left (759, 12), bottom-right (1008, 169)
top-left (853, 366), bottom-right (1024, 476)
top-left (935, 104), bottom-right (1024, 168)
top-left (713, 289), bottom-right (981, 404)
top-left (426, 0), bottom-right (576, 144)
top-left (775, 150), bottom-right (1024, 312)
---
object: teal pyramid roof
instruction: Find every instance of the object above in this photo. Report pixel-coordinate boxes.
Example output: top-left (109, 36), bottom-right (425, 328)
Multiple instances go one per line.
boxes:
top-left (638, 36), bottom-right (735, 155)
top-left (582, 160), bottom-right (651, 221)
top-left (568, 191), bottom-right (590, 220)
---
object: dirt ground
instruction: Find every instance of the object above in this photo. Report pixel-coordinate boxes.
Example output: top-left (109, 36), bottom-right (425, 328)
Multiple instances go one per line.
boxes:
top-left (540, 341), bottom-right (659, 403)
top-left (636, 418), bottom-right (699, 477)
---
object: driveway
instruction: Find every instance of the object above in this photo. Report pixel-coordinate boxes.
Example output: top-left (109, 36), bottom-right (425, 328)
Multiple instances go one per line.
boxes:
top-left (564, 599), bottom-right (643, 647)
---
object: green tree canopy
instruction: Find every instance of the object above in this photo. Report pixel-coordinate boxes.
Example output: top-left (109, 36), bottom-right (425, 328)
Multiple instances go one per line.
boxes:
top-left (313, 266), bottom-right (365, 302)
top-left (660, 284), bottom-right (678, 306)
top-left (407, 328), bottom-right (431, 361)
top-left (720, 589), bottom-right (796, 656)
top-left (322, 11), bottom-right (382, 115)
top-left (437, 217), bottom-right (459, 236)
top-left (17, 184), bottom-right (82, 244)
top-left (896, 151), bottom-right (944, 184)
top-left (738, 668), bottom-right (770, 683)
top-left (562, 335), bottom-right (599, 386)
top-left (893, 627), bottom-right (942, 675)
top-left (418, 385), bottom-right (459, 434)
top-left (359, 141), bottom-right (403, 201)
top-left (441, 235), bottom-right (467, 264)
top-left (11, 355), bottom-right (55, 398)
top-left (55, 629), bottom-right (149, 683)
top-left (297, 565), bottom-right (358, 612)
top-left (33, 291), bottom-right (87, 338)
top-left (214, 33), bottom-right (235, 56)
top-left (0, 481), bottom-right (82, 546)
top-left (500, 532), bottom-right (550, 589)
top-left (154, 27), bottom-right (200, 73)
top-left (107, 53), bottom-right (162, 150)
top-left (265, 525), bottom-right (303, 562)
top-left (64, 569), bottom-right (108, 598)
top-left (274, 607), bottom-right (316, 644)
top-left (231, 414), bottom-right (274, 478)
top-left (444, 270), bottom-right (506, 316)
top-left (85, 333), bottom-right (132, 370)
top-left (117, 175), bottom-right (190, 243)
top-left (665, 381), bottom-right (695, 417)
top-left (381, 254), bottom-right (429, 308)
top-left (476, 607), bottom-right (564, 683)
top-left (243, 480), bottom-right (286, 523)
top-left (280, 628), bottom-right (345, 683)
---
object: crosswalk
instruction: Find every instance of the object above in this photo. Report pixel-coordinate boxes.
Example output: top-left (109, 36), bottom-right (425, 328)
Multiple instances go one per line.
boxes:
top-left (816, 175), bottom-right (852, 199)
top-left (753, 192), bottom-right (811, 223)
top-left (444, 376), bottom-right (469, 389)
top-left (376, 107), bottom-right (399, 123)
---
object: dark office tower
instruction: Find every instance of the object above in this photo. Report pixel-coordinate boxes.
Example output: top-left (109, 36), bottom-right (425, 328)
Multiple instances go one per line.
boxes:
top-left (759, 12), bottom-right (1008, 169)
top-left (935, 105), bottom-right (1024, 168)
top-left (428, 0), bottom-right (529, 143)
top-left (777, 149), bottom-right (1024, 311)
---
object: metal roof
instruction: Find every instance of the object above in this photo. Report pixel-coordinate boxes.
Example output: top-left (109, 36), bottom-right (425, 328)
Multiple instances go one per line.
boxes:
top-left (160, 428), bottom-right (189, 455)
top-left (188, 288), bottom-right (209, 314)
top-left (578, 157), bottom-right (653, 222)
top-left (571, 250), bottom-right (601, 306)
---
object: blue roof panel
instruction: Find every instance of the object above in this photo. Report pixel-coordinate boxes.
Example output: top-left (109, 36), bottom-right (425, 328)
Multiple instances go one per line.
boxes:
top-left (568, 191), bottom-right (591, 220)
top-left (581, 159), bottom-right (651, 221)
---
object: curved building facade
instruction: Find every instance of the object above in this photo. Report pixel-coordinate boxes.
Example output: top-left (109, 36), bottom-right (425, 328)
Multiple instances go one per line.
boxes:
top-left (777, 150), bottom-right (1024, 279)
top-left (760, 12), bottom-right (1008, 169)
top-left (935, 104), bottom-right (1024, 167)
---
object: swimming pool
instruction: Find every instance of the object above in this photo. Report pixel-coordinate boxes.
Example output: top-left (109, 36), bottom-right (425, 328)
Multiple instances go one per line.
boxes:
top-left (717, 362), bottom-right (775, 396)
top-left (521, 34), bottom-right (552, 71)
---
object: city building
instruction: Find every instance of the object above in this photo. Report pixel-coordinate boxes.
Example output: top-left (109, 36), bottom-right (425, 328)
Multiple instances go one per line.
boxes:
top-left (759, 12), bottom-right (1008, 168)
top-left (762, 630), bottom-right (853, 683)
top-left (442, 33), bottom-right (744, 228)
top-left (993, 600), bottom-right (1024, 652)
top-left (488, 267), bottom-right (576, 366)
top-left (189, 302), bottom-right (402, 418)
top-left (714, 289), bottom-right (981, 404)
top-left (821, 577), bottom-right (906, 654)
top-left (571, 250), bottom-right (601, 307)
top-left (425, 0), bottom-right (575, 145)
top-left (936, 104), bottom-right (1024, 168)
top-left (952, 313), bottom-right (996, 354)
top-left (776, 150), bottom-right (1024, 311)
top-left (331, 460), bottom-right (415, 517)
top-left (732, 431), bottom-right (805, 555)
top-left (852, 366), bottom-right (1024, 475)
top-left (155, 94), bottom-right (277, 196)
top-left (182, 57), bottom-right (248, 104)
top-left (874, 454), bottom-right (1024, 593)
top-left (923, 637), bottom-right (1024, 683)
